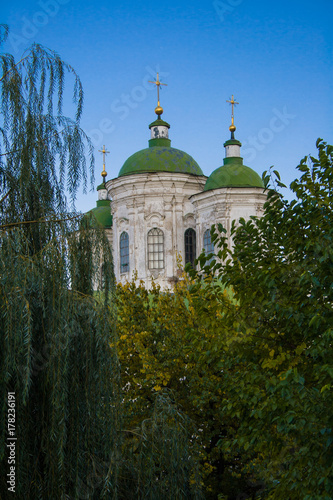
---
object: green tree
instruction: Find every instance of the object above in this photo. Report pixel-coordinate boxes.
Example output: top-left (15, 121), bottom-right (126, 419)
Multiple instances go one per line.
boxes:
top-left (189, 139), bottom-right (333, 499)
top-left (0, 26), bottom-right (119, 498)
top-left (115, 275), bottom-right (261, 499)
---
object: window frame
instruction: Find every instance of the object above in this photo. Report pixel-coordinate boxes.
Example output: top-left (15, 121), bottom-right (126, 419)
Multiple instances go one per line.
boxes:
top-left (119, 231), bottom-right (129, 273)
top-left (203, 228), bottom-right (214, 263)
top-left (184, 228), bottom-right (196, 267)
top-left (147, 227), bottom-right (164, 270)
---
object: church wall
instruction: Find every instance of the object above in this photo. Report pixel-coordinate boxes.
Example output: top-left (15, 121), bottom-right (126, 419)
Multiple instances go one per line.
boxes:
top-left (191, 187), bottom-right (267, 252)
top-left (108, 172), bottom-right (206, 289)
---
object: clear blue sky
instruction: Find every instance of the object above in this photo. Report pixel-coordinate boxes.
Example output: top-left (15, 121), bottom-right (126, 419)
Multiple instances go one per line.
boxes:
top-left (3, 0), bottom-right (333, 212)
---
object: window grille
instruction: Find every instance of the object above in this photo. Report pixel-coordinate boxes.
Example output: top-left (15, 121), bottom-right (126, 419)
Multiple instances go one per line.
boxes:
top-left (203, 229), bottom-right (214, 263)
top-left (147, 228), bottom-right (164, 270)
top-left (185, 228), bottom-right (196, 267)
top-left (120, 231), bottom-right (129, 273)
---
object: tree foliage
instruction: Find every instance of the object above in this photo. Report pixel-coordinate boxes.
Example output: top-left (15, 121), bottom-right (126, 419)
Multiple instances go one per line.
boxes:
top-left (1, 22), bottom-right (332, 500)
top-left (0, 26), bottom-right (119, 498)
top-left (188, 139), bottom-right (333, 499)
top-left (115, 274), bottom-right (262, 499)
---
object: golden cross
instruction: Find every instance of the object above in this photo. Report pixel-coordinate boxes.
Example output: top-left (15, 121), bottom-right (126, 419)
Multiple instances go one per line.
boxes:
top-left (149, 72), bottom-right (167, 106)
top-left (226, 95), bottom-right (239, 126)
top-left (98, 145), bottom-right (110, 179)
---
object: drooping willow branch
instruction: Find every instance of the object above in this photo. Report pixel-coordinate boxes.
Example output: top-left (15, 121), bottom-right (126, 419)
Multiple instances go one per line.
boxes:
top-left (0, 213), bottom-right (83, 229)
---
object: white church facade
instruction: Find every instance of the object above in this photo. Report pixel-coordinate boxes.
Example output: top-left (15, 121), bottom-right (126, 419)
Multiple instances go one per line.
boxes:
top-left (89, 83), bottom-right (266, 289)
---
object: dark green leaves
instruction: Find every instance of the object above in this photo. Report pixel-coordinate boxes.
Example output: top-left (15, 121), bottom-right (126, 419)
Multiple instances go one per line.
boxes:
top-left (190, 139), bottom-right (333, 499)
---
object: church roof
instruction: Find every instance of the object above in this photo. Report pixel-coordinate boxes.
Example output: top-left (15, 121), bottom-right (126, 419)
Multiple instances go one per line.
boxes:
top-left (118, 145), bottom-right (203, 177)
top-left (118, 75), bottom-right (204, 178)
top-left (87, 146), bottom-right (113, 228)
top-left (88, 200), bottom-right (113, 228)
top-left (118, 105), bottom-right (203, 177)
top-left (204, 157), bottom-right (264, 191)
top-left (204, 95), bottom-right (264, 191)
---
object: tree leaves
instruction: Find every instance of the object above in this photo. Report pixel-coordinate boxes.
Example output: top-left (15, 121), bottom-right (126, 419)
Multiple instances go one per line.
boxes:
top-left (0, 31), bottom-right (119, 498)
top-left (192, 139), bottom-right (333, 499)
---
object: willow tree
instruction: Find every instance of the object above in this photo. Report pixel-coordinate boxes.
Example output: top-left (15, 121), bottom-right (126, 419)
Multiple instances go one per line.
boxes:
top-left (0, 26), bottom-right (119, 498)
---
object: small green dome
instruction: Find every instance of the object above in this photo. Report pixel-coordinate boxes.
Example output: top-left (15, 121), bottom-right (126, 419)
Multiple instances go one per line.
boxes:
top-left (88, 200), bottom-right (112, 228)
top-left (118, 146), bottom-right (203, 177)
top-left (204, 157), bottom-right (264, 191)
top-left (149, 118), bottom-right (170, 129)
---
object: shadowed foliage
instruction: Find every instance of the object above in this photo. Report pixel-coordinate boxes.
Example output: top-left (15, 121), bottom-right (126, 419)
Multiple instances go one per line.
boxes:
top-left (188, 139), bottom-right (333, 499)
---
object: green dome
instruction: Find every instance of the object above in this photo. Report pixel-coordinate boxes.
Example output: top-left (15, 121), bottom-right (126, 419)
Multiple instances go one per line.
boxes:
top-left (204, 157), bottom-right (264, 191)
top-left (88, 200), bottom-right (112, 228)
top-left (118, 146), bottom-right (203, 177)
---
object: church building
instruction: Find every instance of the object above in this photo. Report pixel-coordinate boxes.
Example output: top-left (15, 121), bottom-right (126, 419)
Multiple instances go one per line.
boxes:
top-left (89, 76), bottom-right (266, 289)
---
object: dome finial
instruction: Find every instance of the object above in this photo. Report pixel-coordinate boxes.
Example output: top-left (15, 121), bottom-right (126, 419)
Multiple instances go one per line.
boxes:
top-left (149, 72), bottom-right (168, 117)
top-left (99, 144), bottom-right (110, 183)
top-left (226, 94), bottom-right (239, 138)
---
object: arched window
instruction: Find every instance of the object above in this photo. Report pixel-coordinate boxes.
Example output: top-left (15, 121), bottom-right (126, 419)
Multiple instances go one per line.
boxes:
top-left (148, 228), bottom-right (164, 269)
top-left (120, 232), bottom-right (129, 273)
top-left (203, 229), bottom-right (214, 261)
top-left (185, 228), bottom-right (196, 267)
